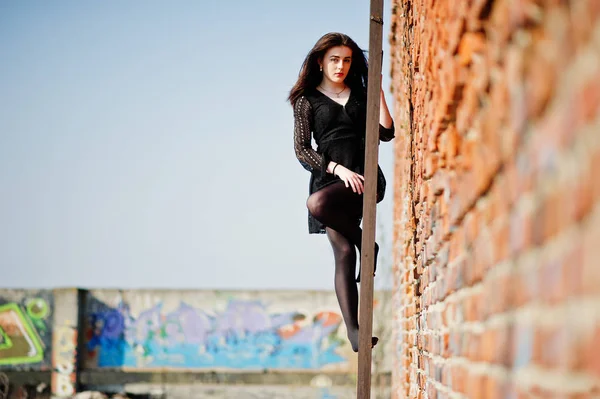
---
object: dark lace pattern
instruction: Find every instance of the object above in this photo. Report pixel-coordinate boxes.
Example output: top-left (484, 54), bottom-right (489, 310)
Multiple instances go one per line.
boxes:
top-left (293, 96), bottom-right (324, 173)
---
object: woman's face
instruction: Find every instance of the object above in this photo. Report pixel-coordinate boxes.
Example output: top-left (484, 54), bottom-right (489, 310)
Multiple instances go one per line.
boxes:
top-left (319, 45), bottom-right (352, 85)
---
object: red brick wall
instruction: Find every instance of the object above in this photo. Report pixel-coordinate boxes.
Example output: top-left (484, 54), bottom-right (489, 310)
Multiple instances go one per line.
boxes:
top-left (389, 0), bottom-right (600, 397)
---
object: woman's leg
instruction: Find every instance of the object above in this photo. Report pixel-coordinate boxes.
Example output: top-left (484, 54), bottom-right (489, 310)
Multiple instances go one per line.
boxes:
top-left (307, 182), bottom-right (379, 282)
top-left (307, 182), bottom-right (363, 248)
top-left (326, 227), bottom-right (378, 352)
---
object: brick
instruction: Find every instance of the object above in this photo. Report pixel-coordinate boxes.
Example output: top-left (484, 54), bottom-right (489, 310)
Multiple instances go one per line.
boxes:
top-left (494, 217), bottom-right (511, 264)
top-left (466, 0), bottom-right (494, 31)
top-left (460, 136), bottom-right (477, 171)
top-left (425, 152), bottom-right (440, 179)
top-left (466, 371), bottom-right (484, 398)
top-left (509, 203), bottom-right (534, 256)
top-left (503, 158), bottom-right (520, 207)
top-left (447, 3), bottom-right (468, 54)
top-left (574, 166), bottom-right (595, 222)
top-left (464, 289), bottom-right (482, 322)
top-left (451, 363), bottom-right (467, 394)
top-left (467, 331), bottom-right (482, 362)
top-left (562, 239), bottom-right (584, 298)
top-left (591, 145), bottom-right (600, 201)
top-left (538, 256), bottom-right (569, 305)
top-left (576, 72), bottom-right (600, 125)
top-left (456, 81), bottom-right (479, 135)
top-left (458, 32), bottom-right (486, 66)
top-left (483, 374), bottom-right (505, 399)
top-left (505, 45), bottom-right (528, 143)
top-left (513, 263), bottom-right (540, 309)
top-left (524, 35), bottom-right (557, 119)
top-left (582, 209), bottom-right (600, 296)
top-left (508, 0), bottom-right (543, 29)
top-left (585, 327), bottom-right (600, 378)
top-left (464, 210), bottom-right (480, 246)
top-left (473, 143), bottom-right (500, 197)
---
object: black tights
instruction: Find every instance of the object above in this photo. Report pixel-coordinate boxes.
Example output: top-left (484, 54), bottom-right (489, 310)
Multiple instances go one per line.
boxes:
top-left (306, 182), bottom-right (379, 282)
top-left (306, 182), bottom-right (378, 352)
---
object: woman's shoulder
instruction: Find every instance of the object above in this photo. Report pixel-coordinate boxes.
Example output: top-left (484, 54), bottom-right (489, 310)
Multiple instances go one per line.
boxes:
top-left (300, 87), bottom-right (321, 102)
top-left (294, 88), bottom-right (321, 110)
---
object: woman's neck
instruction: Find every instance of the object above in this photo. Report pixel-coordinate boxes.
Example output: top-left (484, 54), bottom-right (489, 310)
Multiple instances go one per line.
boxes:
top-left (319, 80), bottom-right (346, 91)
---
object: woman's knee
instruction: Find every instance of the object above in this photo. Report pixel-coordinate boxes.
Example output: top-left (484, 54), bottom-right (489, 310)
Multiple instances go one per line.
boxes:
top-left (306, 192), bottom-right (328, 220)
top-left (334, 243), bottom-right (356, 262)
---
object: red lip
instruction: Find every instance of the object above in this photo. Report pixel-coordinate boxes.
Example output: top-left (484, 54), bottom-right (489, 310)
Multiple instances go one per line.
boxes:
top-left (335, 73), bottom-right (344, 77)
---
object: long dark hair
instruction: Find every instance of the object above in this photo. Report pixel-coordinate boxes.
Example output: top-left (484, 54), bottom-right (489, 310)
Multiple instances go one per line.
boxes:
top-left (288, 32), bottom-right (368, 106)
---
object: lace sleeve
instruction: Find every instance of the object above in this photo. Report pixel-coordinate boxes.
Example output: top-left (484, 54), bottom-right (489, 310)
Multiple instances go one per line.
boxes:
top-left (293, 96), bottom-right (324, 173)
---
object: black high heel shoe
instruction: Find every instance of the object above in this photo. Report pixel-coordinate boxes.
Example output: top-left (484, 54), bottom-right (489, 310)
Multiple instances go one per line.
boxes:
top-left (356, 243), bottom-right (379, 283)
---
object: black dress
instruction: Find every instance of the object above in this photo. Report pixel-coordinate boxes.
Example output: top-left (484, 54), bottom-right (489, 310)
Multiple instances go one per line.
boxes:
top-left (293, 88), bottom-right (395, 234)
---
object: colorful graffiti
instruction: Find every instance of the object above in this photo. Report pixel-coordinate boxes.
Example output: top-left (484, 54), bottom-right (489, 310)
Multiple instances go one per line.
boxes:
top-left (86, 298), bottom-right (347, 369)
top-left (52, 325), bottom-right (77, 397)
top-left (0, 294), bottom-right (53, 369)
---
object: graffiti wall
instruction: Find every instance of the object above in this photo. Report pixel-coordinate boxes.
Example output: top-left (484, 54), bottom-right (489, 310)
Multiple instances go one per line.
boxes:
top-left (83, 290), bottom-right (353, 371)
top-left (0, 290), bottom-right (53, 370)
top-left (0, 286), bottom-right (392, 390)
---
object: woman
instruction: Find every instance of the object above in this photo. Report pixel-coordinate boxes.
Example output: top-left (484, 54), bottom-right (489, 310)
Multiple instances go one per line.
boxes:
top-left (288, 32), bottom-right (394, 352)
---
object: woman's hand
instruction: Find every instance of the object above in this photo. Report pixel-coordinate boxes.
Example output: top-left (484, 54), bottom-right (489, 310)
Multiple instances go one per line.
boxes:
top-left (334, 164), bottom-right (365, 194)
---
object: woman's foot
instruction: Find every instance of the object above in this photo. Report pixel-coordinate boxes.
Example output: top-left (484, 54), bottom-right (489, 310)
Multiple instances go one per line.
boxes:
top-left (347, 328), bottom-right (379, 353)
top-left (356, 243), bottom-right (379, 283)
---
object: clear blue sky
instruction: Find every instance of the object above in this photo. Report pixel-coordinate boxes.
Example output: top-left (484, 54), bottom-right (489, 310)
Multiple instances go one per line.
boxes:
top-left (0, 1), bottom-right (396, 290)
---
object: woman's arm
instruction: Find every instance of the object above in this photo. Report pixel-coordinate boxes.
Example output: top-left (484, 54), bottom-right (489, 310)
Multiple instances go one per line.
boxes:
top-left (293, 96), bottom-right (336, 174)
top-left (378, 89), bottom-right (395, 142)
top-left (379, 88), bottom-right (393, 129)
